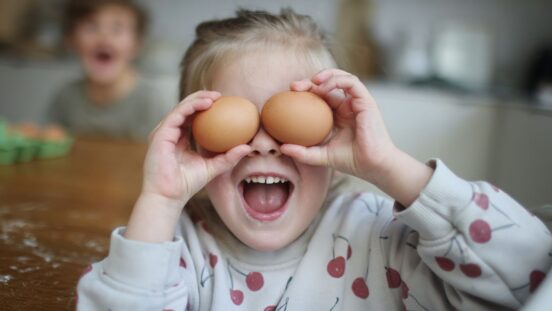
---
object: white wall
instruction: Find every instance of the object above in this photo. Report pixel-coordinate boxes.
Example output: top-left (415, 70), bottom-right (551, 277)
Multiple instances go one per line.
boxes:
top-left (492, 107), bottom-right (552, 208)
top-left (135, 0), bottom-right (552, 89)
top-left (136, 0), bottom-right (338, 48)
top-left (371, 0), bottom-right (552, 89)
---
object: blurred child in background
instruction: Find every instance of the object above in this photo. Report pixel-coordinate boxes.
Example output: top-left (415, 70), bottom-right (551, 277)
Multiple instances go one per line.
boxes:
top-left (48, 0), bottom-right (165, 141)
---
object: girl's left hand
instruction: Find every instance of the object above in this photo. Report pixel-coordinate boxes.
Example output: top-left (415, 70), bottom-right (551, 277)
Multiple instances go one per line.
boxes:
top-left (281, 68), bottom-right (398, 184)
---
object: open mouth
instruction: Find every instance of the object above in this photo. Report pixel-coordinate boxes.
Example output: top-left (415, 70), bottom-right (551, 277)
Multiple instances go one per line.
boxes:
top-left (239, 174), bottom-right (294, 222)
top-left (94, 50), bottom-right (114, 65)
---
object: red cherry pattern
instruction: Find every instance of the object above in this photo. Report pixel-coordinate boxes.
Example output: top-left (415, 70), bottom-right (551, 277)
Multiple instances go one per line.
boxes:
top-left (179, 258), bottom-right (187, 269)
top-left (80, 265), bottom-right (92, 278)
top-left (230, 289), bottom-right (244, 305)
top-left (327, 256), bottom-right (346, 278)
top-left (201, 222), bottom-right (211, 234)
top-left (473, 193), bottom-right (489, 210)
top-left (435, 256), bottom-right (455, 271)
top-left (352, 277), bottom-right (369, 299)
top-left (386, 267), bottom-right (402, 288)
top-left (347, 245), bottom-right (352, 260)
top-left (401, 282), bottom-right (409, 299)
top-left (530, 270), bottom-right (546, 293)
top-left (460, 263), bottom-right (482, 278)
top-left (209, 253), bottom-right (218, 268)
top-left (264, 306), bottom-right (276, 311)
top-left (469, 219), bottom-right (492, 243)
top-left (245, 272), bottom-right (264, 291)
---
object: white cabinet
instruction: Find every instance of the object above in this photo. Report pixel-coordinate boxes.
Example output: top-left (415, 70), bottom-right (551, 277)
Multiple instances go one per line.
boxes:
top-left (369, 83), bottom-right (498, 180)
top-left (493, 107), bottom-right (552, 207)
top-left (351, 83), bottom-right (552, 208)
top-left (344, 83), bottom-right (499, 197)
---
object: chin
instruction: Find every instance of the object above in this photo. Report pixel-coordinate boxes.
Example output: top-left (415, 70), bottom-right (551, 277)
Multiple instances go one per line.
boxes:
top-left (87, 70), bottom-right (121, 84)
top-left (238, 230), bottom-right (294, 252)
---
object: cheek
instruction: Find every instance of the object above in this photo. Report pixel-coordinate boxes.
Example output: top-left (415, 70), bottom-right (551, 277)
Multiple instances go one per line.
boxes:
top-left (296, 166), bottom-right (332, 206)
top-left (205, 173), bottom-right (236, 210)
top-left (302, 166), bottom-right (332, 190)
top-left (115, 33), bottom-right (138, 57)
top-left (72, 35), bottom-right (95, 54)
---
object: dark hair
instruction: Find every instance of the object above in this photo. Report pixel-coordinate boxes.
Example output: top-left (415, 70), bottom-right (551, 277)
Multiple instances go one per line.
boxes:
top-left (63, 0), bottom-right (148, 38)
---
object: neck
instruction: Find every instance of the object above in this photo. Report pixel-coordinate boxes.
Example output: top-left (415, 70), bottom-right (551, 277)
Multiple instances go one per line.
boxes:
top-left (86, 68), bottom-right (137, 105)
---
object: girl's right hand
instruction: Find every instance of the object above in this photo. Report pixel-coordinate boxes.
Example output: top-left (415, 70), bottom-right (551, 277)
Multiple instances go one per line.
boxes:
top-left (125, 91), bottom-right (252, 242)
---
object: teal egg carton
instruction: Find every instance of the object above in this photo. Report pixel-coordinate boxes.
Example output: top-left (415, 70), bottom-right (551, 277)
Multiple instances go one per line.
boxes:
top-left (0, 120), bottom-right (73, 165)
top-left (36, 136), bottom-right (74, 159)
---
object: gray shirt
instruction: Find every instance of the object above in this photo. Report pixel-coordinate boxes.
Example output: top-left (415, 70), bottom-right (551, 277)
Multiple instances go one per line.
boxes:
top-left (48, 78), bottom-right (167, 141)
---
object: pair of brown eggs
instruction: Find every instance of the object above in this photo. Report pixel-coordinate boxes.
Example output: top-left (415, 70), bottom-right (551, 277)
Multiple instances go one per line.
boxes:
top-left (192, 91), bottom-right (333, 153)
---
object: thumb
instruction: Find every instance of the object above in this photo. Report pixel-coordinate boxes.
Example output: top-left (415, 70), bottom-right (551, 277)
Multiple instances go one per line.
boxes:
top-left (205, 144), bottom-right (252, 180)
top-left (280, 144), bottom-right (329, 166)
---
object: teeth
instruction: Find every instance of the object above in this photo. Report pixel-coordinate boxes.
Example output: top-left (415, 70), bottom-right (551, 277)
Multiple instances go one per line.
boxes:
top-left (244, 176), bottom-right (289, 184)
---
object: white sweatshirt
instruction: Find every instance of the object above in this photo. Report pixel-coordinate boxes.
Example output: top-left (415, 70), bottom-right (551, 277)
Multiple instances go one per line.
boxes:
top-left (77, 160), bottom-right (552, 310)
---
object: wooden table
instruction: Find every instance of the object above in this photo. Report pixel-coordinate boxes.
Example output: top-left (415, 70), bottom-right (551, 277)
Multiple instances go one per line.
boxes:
top-left (0, 138), bottom-right (147, 310)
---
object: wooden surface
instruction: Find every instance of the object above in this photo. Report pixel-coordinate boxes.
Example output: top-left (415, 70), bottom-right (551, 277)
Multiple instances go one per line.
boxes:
top-left (0, 138), bottom-right (147, 310)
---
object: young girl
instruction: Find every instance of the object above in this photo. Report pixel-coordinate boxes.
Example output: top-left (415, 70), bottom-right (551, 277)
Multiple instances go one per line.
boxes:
top-left (77, 9), bottom-right (552, 310)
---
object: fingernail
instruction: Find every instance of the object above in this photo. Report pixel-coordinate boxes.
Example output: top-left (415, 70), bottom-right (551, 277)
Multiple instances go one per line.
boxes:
top-left (314, 70), bottom-right (330, 81)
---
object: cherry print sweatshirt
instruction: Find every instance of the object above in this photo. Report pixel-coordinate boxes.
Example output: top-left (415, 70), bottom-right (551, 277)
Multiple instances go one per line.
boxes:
top-left (77, 160), bottom-right (552, 310)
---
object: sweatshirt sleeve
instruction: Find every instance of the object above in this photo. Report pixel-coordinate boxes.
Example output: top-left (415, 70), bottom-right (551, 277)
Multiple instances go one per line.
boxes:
top-left (380, 159), bottom-right (552, 310)
top-left (76, 227), bottom-right (193, 311)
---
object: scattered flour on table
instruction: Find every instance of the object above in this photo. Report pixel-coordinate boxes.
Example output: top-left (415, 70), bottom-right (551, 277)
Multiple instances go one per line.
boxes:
top-left (0, 275), bottom-right (13, 284)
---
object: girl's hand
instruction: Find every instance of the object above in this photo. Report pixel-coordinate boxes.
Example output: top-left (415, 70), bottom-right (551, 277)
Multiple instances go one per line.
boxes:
top-left (125, 91), bottom-right (252, 242)
top-left (281, 69), bottom-right (432, 206)
top-left (282, 69), bottom-right (395, 183)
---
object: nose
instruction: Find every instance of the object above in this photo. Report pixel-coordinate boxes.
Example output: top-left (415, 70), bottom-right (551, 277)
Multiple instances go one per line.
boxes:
top-left (248, 127), bottom-right (281, 157)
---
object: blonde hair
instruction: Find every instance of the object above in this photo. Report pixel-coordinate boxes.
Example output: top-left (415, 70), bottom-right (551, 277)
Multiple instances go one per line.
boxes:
top-left (180, 8), bottom-right (346, 236)
top-left (179, 8), bottom-right (336, 99)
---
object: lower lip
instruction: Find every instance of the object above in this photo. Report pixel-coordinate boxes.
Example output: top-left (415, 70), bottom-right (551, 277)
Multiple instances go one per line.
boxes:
top-left (95, 59), bottom-right (113, 66)
top-left (238, 182), bottom-right (292, 222)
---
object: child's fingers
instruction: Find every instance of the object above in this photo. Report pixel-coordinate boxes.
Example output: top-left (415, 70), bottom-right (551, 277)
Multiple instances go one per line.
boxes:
top-left (151, 97), bottom-right (215, 146)
top-left (205, 144), bottom-right (253, 180)
top-left (148, 120), bottom-right (163, 143)
top-left (280, 144), bottom-right (329, 166)
top-left (314, 73), bottom-right (370, 101)
top-left (290, 79), bottom-right (314, 91)
top-left (185, 90), bottom-right (221, 102)
top-left (312, 68), bottom-right (354, 84)
top-left (169, 90), bottom-right (221, 126)
top-left (151, 90), bottom-right (219, 141)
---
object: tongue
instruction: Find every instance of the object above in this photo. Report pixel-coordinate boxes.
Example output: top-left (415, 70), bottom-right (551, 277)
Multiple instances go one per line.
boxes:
top-left (244, 183), bottom-right (288, 213)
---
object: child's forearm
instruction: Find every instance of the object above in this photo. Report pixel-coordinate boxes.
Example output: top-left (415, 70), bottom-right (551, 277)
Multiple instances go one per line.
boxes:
top-left (124, 192), bottom-right (186, 242)
top-left (369, 148), bottom-right (433, 208)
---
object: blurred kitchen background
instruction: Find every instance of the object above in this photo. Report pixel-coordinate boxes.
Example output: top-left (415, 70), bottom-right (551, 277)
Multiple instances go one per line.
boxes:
top-left (0, 0), bottom-right (551, 208)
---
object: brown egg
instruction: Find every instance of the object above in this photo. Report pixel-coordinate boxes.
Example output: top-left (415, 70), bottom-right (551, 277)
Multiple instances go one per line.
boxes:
top-left (192, 96), bottom-right (259, 153)
top-left (42, 125), bottom-right (67, 142)
top-left (261, 91), bottom-right (333, 146)
top-left (16, 122), bottom-right (40, 139)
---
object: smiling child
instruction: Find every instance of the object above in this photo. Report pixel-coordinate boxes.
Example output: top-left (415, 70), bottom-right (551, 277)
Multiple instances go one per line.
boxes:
top-left (76, 9), bottom-right (552, 311)
top-left (47, 0), bottom-right (165, 141)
